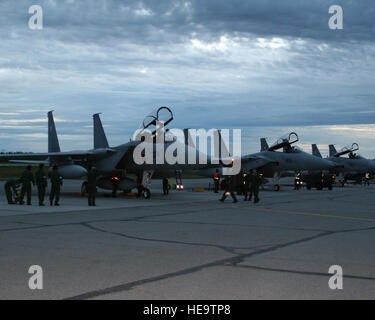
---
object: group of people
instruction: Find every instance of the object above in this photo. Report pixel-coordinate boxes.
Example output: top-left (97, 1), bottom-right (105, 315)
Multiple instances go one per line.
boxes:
top-left (214, 169), bottom-right (262, 204)
top-left (4, 164), bottom-right (98, 207)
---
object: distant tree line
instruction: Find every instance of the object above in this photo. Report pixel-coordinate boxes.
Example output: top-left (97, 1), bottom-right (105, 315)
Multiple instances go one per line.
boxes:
top-left (0, 152), bottom-right (35, 154)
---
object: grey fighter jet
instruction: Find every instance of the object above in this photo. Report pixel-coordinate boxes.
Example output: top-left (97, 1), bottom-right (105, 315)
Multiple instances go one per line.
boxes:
top-left (0, 107), bottom-right (212, 198)
top-left (198, 132), bottom-right (335, 191)
top-left (312, 143), bottom-right (375, 185)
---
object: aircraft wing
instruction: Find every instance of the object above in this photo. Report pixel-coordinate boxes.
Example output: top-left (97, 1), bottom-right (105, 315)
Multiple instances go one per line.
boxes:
top-left (0, 149), bottom-right (116, 162)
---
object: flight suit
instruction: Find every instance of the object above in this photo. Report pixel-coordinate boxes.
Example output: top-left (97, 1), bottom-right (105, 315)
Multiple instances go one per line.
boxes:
top-left (249, 172), bottom-right (262, 203)
top-left (35, 168), bottom-right (48, 206)
top-left (4, 180), bottom-right (18, 204)
top-left (220, 176), bottom-right (238, 203)
top-left (213, 172), bottom-right (220, 193)
top-left (111, 177), bottom-right (119, 198)
top-left (20, 169), bottom-right (35, 205)
top-left (163, 178), bottom-right (169, 195)
top-left (87, 169), bottom-right (98, 206)
top-left (50, 171), bottom-right (63, 206)
top-left (243, 174), bottom-right (251, 201)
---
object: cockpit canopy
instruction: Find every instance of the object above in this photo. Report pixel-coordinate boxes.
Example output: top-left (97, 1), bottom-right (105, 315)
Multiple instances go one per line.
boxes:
top-left (138, 106), bottom-right (174, 136)
top-left (335, 143), bottom-right (359, 158)
top-left (268, 132), bottom-right (299, 152)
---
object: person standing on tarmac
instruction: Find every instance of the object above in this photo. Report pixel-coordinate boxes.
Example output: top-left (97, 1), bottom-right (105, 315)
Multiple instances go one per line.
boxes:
top-left (19, 165), bottom-right (35, 205)
top-left (49, 165), bottom-right (63, 206)
top-left (162, 177), bottom-right (169, 195)
top-left (111, 176), bottom-right (119, 198)
top-left (249, 169), bottom-right (262, 204)
top-left (35, 164), bottom-right (48, 206)
top-left (4, 179), bottom-right (20, 204)
top-left (213, 169), bottom-right (220, 193)
top-left (219, 175), bottom-right (238, 203)
top-left (243, 172), bottom-right (251, 201)
top-left (87, 166), bottom-right (98, 206)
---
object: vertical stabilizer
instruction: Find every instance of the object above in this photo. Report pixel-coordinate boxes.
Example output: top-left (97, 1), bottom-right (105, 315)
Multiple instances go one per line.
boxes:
top-left (183, 128), bottom-right (196, 149)
top-left (329, 144), bottom-right (338, 157)
top-left (48, 111), bottom-right (61, 153)
top-left (260, 138), bottom-right (269, 152)
top-left (312, 144), bottom-right (322, 158)
top-left (218, 129), bottom-right (231, 157)
top-left (93, 113), bottom-right (109, 149)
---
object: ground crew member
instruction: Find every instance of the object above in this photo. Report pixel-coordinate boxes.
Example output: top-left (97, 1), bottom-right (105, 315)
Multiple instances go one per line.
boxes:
top-left (163, 177), bottom-right (169, 195)
top-left (219, 176), bottom-right (238, 203)
top-left (87, 166), bottom-right (98, 206)
top-left (213, 169), bottom-right (220, 193)
top-left (243, 172), bottom-right (251, 201)
top-left (35, 164), bottom-right (48, 206)
top-left (111, 176), bottom-right (119, 197)
top-left (19, 165), bottom-right (35, 205)
top-left (49, 165), bottom-right (63, 206)
top-left (4, 179), bottom-right (20, 204)
top-left (364, 173), bottom-right (370, 186)
top-left (249, 169), bottom-right (261, 203)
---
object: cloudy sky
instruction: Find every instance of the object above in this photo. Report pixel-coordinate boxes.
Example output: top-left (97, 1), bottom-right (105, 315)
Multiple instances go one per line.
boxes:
top-left (0, 0), bottom-right (374, 157)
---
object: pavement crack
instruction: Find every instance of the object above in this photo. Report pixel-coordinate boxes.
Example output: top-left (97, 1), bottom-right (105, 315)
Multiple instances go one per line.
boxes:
top-left (65, 230), bottom-right (334, 300)
top-left (80, 222), bottom-right (257, 254)
top-left (231, 264), bottom-right (375, 281)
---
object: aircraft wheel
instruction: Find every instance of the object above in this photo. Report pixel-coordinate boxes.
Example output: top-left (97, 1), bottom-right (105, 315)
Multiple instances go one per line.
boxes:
top-left (142, 188), bottom-right (151, 199)
top-left (274, 185), bottom-right (280, 192)
top-left (81, 181), bottom-right (88, 195)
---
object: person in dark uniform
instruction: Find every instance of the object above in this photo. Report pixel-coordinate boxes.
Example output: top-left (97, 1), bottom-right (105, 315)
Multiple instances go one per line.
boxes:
top-left (249, 169), bottom-right (262, 203)
top-left (19, 165), bottom-right (35, 205)
top-left (162, 177), bottom-right (169, 195)
top-left (49, 165), bottom-right (63, 206)
top-left (213, 169), bottom-right (220, 193)
top-left (243, 172), bottom-right (251, 201)
top-left (111, 176), bottom-right (119, 198)
top-left (4, 179), bottom-right (20, 204)
top-left (219, 175), bottom-right (238, 203)
top-left (87, 166), bottom-right (98, 206)
top-left (35, 164), bottom-right (48, 206)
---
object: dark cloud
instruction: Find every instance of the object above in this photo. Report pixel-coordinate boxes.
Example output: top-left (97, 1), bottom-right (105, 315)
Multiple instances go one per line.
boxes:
top-left (0, 0), bottom-right (374, 155)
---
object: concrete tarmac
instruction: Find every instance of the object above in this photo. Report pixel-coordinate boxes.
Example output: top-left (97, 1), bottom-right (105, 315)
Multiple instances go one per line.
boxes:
top-left (0, 180), bottom-right (374, 299)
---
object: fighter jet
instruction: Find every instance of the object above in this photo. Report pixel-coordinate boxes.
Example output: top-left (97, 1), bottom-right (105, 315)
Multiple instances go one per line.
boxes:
top-left (312, 143), bottom-right (375, 185)
top-left (198, 132), bottom-right (335, 191)
top-left (3, 111), bottom-right (89, 179)
top-left (0, 107), bottom-right (213, 198)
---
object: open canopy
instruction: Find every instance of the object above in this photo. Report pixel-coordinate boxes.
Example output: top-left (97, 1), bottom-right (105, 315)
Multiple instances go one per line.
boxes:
top-left (335, 143), bottom-right (359, 157)
top-left (139, 106), bottom-right (174, 135)
top-left (268, 132), bottom-right (299, 152)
